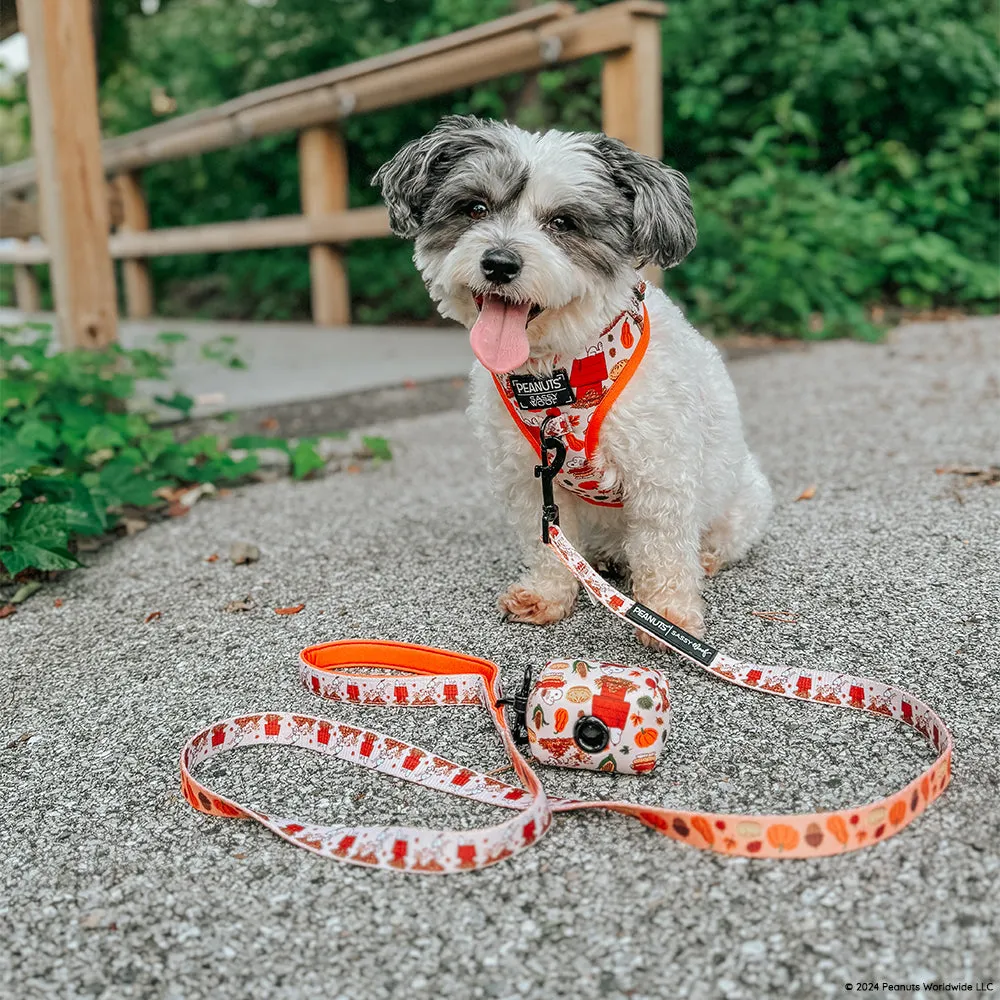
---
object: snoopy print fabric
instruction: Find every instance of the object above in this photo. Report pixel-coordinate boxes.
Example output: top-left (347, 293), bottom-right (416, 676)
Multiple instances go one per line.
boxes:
top-left (526, 659), bottom-right (670, 775)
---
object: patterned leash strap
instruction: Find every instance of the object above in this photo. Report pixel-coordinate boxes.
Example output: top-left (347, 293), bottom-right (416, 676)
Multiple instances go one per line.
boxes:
top-left (180, 531), bottom-right (952, 874)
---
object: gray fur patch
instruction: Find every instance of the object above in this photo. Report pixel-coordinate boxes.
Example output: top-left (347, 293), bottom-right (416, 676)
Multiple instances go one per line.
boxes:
top-left (539, 190), bottom-right (634, 277)
top-left (585, 135), bottom-right (697, 268)
top-left (372, 116), bottom-right (507, 238)
top-left (419, 150), bottom-right (530, 255)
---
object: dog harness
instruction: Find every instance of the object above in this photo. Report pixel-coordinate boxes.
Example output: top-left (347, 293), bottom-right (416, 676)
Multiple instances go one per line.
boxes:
top-left (491, 282), bottom-right (649, 507)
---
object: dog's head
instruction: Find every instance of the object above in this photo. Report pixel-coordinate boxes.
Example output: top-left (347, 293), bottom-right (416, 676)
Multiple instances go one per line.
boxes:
top-left (373, 116), bottom-right (696, 372)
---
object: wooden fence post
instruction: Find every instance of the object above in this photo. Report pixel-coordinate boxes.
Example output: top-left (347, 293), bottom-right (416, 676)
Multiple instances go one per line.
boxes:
top-left (601, 3), bottom-right (667, 286)
top-left (298, 125), bottom-right (350, 326)
top-left (113, 172), bottom-right (154, 318)
top-left (16, 0), bottom-right (118, 348)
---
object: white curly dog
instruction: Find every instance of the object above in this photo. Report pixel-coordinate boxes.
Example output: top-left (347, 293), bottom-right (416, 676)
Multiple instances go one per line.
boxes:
top-left (375, 116), bottom-right (772, 644)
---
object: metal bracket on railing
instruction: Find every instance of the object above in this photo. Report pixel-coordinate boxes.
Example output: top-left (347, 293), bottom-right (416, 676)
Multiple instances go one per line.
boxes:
top-left (539, 36), bottom-right (563, 64)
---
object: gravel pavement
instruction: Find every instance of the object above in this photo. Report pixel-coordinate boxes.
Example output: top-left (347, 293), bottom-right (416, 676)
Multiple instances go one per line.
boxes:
top-left (2, 317), bottom-right (998, 1000)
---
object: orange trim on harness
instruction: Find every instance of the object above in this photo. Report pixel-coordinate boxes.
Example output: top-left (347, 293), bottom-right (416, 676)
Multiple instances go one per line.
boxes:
top-left (584, 303), bottom-right (649, 464)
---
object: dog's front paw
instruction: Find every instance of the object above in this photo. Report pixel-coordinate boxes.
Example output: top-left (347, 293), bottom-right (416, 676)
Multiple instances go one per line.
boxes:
top-left (700, 551), bottom-right (724, 577)
top-left (498, 585), bottom-right (575, 625)
top-left (633, 598), bottom-right (705, 650)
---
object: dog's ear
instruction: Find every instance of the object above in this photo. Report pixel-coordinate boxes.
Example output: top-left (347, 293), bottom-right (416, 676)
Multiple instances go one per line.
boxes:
top-left (373, 115), bottom-right (497, 238)
top-left (590, 135), bottom-right (696, 268)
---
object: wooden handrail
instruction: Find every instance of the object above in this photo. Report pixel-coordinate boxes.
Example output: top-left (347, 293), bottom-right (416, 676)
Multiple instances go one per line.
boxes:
top-left (0, 206), bottom-right (391, 263)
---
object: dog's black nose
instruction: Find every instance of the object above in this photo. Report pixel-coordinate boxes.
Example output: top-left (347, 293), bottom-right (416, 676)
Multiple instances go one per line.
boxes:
top-left (481, 248), bottom-right (521, 285)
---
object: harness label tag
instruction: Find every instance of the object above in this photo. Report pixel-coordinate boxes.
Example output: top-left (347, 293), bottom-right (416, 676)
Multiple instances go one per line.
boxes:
top-left (510, 369), bottom-right (575, 410)
top-left (624, 604), bottom-right (718, 666)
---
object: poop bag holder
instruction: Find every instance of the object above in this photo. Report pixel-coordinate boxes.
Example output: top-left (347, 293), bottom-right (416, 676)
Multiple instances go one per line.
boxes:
top-left (513, 659), bottom-right (669, 775)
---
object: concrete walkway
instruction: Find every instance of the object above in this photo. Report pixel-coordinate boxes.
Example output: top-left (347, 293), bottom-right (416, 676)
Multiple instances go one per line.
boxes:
top-left (0, 309), bottom-right (471, 416)
top-left (1, 317), bottom-right (997, 1000)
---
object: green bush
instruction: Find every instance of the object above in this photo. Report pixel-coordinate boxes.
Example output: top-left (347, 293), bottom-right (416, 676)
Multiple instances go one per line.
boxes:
top-left (659, 0), bottom-right (999, 334)
top-left (0, 0), bottom-right (995, 335)
top-left (0, 325), bottom-right (347, 580)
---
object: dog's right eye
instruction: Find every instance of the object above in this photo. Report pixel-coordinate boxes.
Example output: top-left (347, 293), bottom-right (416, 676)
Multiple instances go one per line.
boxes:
top-left (466, 201), bottom-right (489, 220)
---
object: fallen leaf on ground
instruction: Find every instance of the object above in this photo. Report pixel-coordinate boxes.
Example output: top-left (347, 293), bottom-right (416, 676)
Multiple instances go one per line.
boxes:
top-left (166, 502), bottom-right (190, 518)
top-left (233, 852), bottom-right (247, 860)
top-left (154, 485), bottom-right (187, 503)
top-left (751, 610), bottom-right (799, 624)
top-left (54, 599), bottom-right (64, 608)
top-left (224, 596), bottom-right (254, 613)
top-left (4, 732), bottom-right (32, 749)
top-left (144, 611), bottom-right (162, 624)
top-left (205, 553), bottom-right (220, 563)
top-left (346, 464), bottom-right (362, 474)
top-left (178, 483), bottom-right (216, 508)
top-left (230, 542), bottom-right (261, 565)
top-left (795, 484), bottom-right (818, 501)
top-left (934, 465), bottom-right (1000, 486)
top-left (11, 580), bottom-right (43, 604)
top-left (0, 604), bottom-right (16, 619)
top-left (275, 603), bottom-right (305, 615)
top-left (403, 379), bottom-right (417, 389)
top-left (123, 517), bottom-right (149, 535)
top-left (260, 417), bottom-right (280, 432)
top-left (361, 435), bottom-right (392, 461)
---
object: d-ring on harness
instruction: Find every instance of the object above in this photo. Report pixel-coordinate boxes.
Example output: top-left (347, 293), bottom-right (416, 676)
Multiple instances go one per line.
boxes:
top-left (179, 418), bottom-right (953, 874)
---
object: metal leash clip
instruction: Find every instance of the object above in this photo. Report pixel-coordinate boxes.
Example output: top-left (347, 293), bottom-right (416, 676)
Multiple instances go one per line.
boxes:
top-left (535, 415), bottom-right (566, 544)
top-left (495, 664), bottom-right (534, 748)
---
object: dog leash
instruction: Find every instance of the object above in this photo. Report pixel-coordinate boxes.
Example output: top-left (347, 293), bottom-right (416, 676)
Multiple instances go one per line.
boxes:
top-left (180, 427), bottom-right (953, 873)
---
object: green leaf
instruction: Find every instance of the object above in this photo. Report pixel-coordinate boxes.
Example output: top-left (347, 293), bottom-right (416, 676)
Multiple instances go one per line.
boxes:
top-left (0, 381), bottom-right (43, 410)
top-left (156, 331), bottom-right (188, 346)
top-left (98, 459), bottom-right (169, 508)
top-left (137, 429), bottom-right (175, 464)
top-left (0, 443), bottom-right (44, 475)
top-left (0, 488), bottom-right (21, 515)
top-left (1, 542), bottom-right (80, 575)
top-left (362, 436), bottom-right (392, 461)
top-left (15, 421), bottom-right (59, 452)
top-left (230, 435), bottom-right (289, 453)
top-left (6, 501), bottom-right (69, 546)
top-left (154, 392), bottom-right (195, 415)
top-left (85, 425), bottom-right (127, 452)
top-left (291, 441), bottom-right (324, 480)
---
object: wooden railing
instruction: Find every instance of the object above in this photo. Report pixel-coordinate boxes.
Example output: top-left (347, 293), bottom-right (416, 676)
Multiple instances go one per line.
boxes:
top-left (0, 1), bottom-right (666, 328)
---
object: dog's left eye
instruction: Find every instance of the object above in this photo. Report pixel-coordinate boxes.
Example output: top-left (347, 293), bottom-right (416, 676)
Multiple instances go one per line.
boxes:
top-left (466, 201), bottom-right (489, 220)
top-left (547, 216), bottom-right (576, 233)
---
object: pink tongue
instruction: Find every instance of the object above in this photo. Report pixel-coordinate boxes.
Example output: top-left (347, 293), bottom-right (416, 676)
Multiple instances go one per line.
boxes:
top-left (469, 296), bottom-right (532, 373)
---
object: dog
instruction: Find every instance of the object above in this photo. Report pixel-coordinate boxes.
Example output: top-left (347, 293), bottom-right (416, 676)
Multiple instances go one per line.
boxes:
top-left (374, 116), bottom-right (772, 643)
